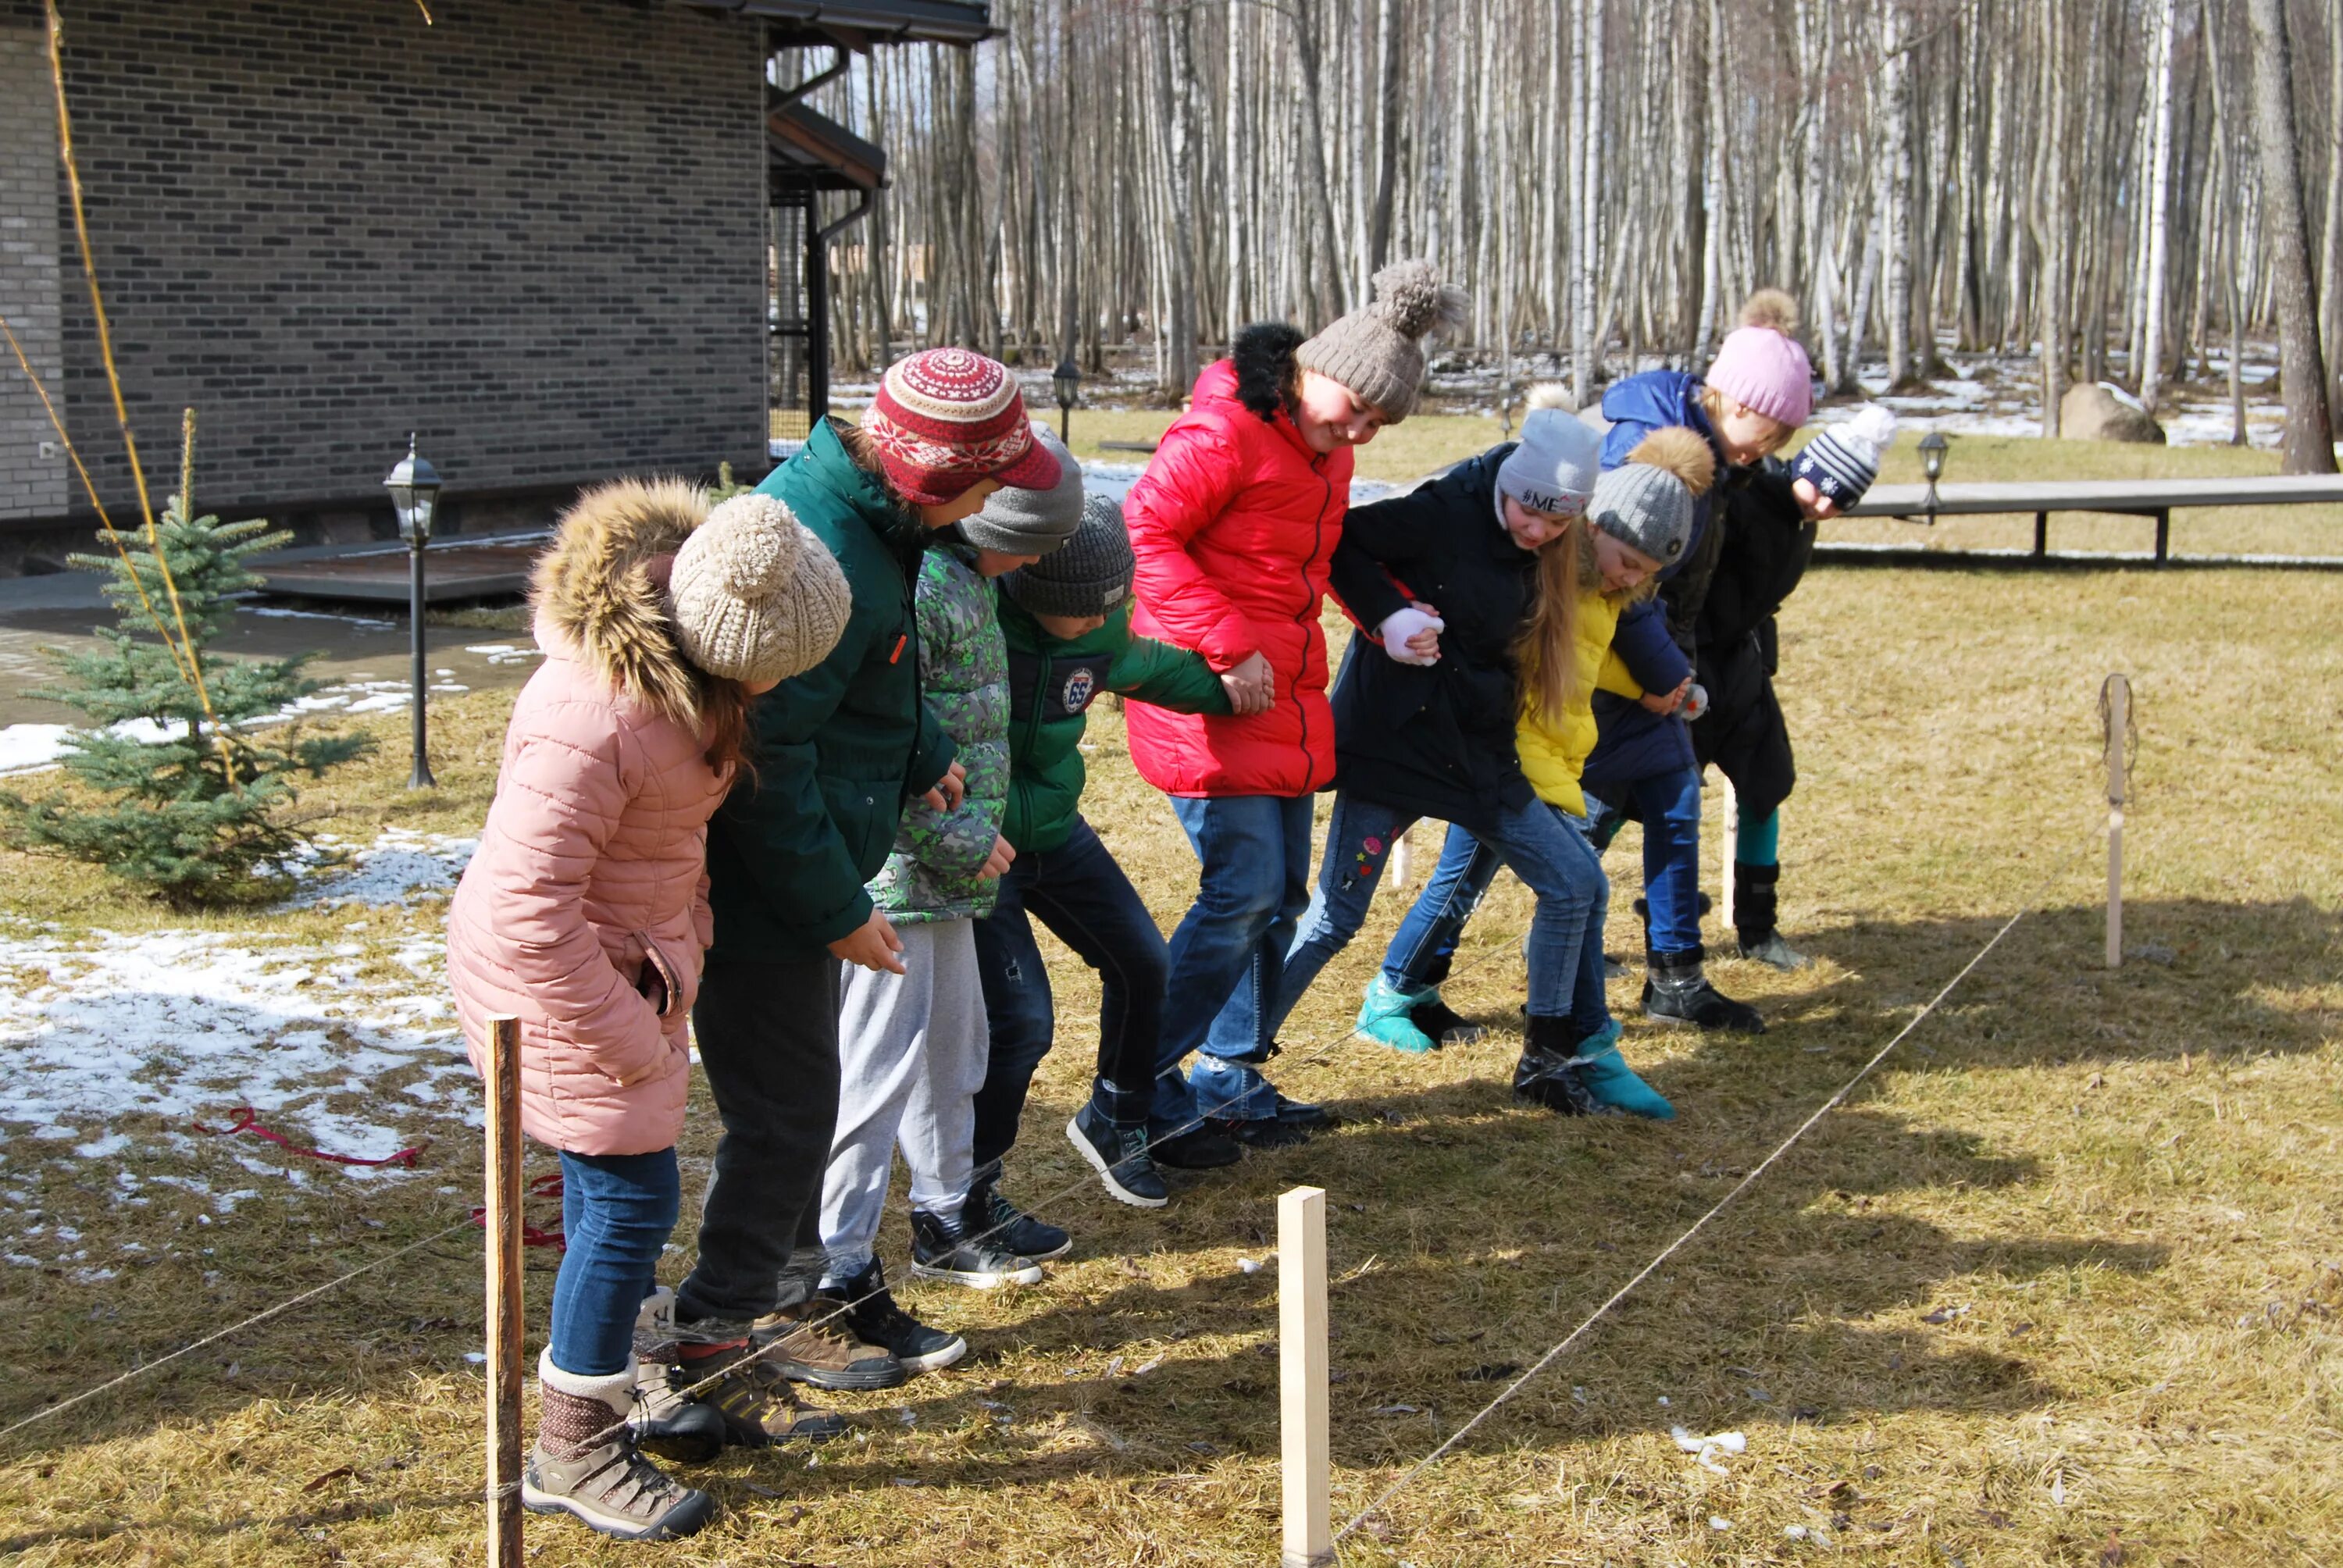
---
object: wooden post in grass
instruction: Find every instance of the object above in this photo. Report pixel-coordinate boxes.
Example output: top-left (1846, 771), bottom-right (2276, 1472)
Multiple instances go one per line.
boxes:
top-left (1279, 1185), bottom-right (1332, 1568)
top-left (2104, 675), bottom-right (2130, 970)
top-left (1717, 776), bottom-right (1739, 931)
top-left (1389, 824), bottom-right (1414, 887)
top-left (484, 1014), bottom-right (525, 1566)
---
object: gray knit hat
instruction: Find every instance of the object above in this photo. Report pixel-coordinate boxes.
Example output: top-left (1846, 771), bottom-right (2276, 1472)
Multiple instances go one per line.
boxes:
top-left (1293, 259), bottom-right (1468, 423)
top-left (958, 427), bottom-right (1084, 555)
top-left (1000, 491), bottom-right (1136, 618)
top-left (667, 491), bottom-right (851, 685)
top-left (1585, 428), bottom-right (1716, 567)
top-left (1496, 390), bottom-right (1603, 515)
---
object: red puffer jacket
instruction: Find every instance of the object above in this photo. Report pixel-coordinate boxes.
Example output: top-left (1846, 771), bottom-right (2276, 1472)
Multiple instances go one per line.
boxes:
top-left (1126, 358), bottom-right (1352, 796)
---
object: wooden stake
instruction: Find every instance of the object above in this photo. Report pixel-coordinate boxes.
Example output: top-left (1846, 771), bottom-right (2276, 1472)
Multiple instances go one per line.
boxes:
top-left (1717, 775), bottom-right (1739, 932)
top-left (1389, 824), bottom-right (1414, 888)
top-left (1278, 1185), bottom-right (1332, 1568)
top-left (484, 1014), bottom-right (525, 1567)
top-left (2104, 675), bottom-right (2130, 970)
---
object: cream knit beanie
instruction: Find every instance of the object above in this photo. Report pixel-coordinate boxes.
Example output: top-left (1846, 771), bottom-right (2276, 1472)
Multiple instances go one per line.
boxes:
top-left (667, 492), bottom-right (851, 686)
top-left (1294, 259), bottom-right (1469, 422)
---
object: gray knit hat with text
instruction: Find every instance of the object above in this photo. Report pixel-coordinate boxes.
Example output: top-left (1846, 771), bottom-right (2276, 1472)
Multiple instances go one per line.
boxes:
top-left (1496, 388), bottom-right (1603, 515)
top-left (958, 427), bottom-right (1084, 555)
top-left (1585, 428), bottom-right (1716, 567)
top-left (1293, 259), bottom-right (1468, 423)
top-left (668, 492), bottom-right (851, 684)
top-left (1000, 491), bottom-right (1136, 618)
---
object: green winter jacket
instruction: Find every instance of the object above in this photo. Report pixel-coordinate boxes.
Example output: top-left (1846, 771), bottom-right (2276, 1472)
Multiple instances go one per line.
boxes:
top-left (1000, 596), bottom-right (1232, 855)
top-left (868, 546), bottom-right (1010, 923)
top-left (704, 419), bottom-right (958, 959)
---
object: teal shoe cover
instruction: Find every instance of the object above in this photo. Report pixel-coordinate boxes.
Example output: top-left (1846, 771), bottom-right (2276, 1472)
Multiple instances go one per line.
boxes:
top-left (1567, 1023), bottom-right (1675, 1120)
top-left (1355, 975), bottom-right (1437, 1054)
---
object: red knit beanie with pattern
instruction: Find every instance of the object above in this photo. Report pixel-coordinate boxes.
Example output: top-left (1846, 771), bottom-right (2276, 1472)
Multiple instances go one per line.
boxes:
top-left (861, 348), bottom-right (1061, 506)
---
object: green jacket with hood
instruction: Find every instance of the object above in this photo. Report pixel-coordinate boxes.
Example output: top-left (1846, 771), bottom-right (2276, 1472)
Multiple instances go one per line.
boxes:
top-left (704, 419), bottom-right (958, 959)
top-left (1000, 595), bottom-right (1231, 855)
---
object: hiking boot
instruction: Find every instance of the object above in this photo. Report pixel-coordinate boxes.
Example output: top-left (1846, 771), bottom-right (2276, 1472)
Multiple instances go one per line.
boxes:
top-left (1149, 1124), bottom-right (1244, 1169)
top-left (1068, 1102), bottom-right (1171, 1208)
top-left (525, 1351), bottom-right (715, 1541)
top-left (1642, 947), bottom-right (1766, 1034)
top-left (675, 1339), bottom-right (851, 1447)
top-left (1356, 975), bottom-right (1438, 1053)
top-left (750, 1297), bottom-right (908, 1391)
top-left (969, 1159), bottom-right (1072, 1261)
top-left (1736, 931), bottom-right (1811, 971)
top-left (835, 1258), bottom-right (967, 1374)
top-left (627, 1288), bottom-right (726, 1463)
top-left (910, 1204), bottom-right (1044, 1289)
top-left (1407, 989), bottom-right (1485, 1046)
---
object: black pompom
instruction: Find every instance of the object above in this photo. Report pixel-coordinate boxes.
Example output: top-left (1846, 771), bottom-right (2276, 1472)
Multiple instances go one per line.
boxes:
top-left (1232, 322), bottom-right (1305, 424)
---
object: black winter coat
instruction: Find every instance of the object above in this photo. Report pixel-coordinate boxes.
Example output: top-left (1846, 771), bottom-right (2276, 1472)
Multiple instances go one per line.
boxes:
top-left (1690, 461), bottom-right (1815, 822)
top-left (1325, 447), bottom-right (1540, 832)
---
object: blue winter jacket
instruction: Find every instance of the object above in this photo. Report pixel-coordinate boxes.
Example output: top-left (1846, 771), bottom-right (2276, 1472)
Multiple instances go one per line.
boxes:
top-left (1582, 370), bottom-right (1731, 790)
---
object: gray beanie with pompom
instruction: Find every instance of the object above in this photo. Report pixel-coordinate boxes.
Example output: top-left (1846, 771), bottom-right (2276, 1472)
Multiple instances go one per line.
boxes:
top-left (1294, 259), bottom-right (1468, 423)
top-left (666, 492), bottom-right (851, 686)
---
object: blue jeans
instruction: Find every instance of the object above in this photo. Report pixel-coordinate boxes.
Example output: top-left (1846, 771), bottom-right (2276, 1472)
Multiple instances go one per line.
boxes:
top-left (1583, 765), bottom-right (1704, 954)
top-left (972, 815), bottom-right (1168, 1159)
top-left (1152, 793), bottom-right (1316, 1127)
top-left (1275, 795), bottom-right (1611, 1038)
top-left (549, 1147), bottom-right (681, 1377)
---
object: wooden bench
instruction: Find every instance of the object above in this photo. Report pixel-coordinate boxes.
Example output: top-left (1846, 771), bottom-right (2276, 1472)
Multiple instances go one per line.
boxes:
top-left (1839, 476), bottom-right (2343, 563)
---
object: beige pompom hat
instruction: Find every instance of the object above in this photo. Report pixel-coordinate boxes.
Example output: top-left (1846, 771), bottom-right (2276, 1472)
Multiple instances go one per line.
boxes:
top-left (666, 492), bottom-right (851, 686)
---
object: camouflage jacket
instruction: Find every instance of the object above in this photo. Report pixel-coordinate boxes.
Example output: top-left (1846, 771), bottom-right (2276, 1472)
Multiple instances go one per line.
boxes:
top-left (867, 545), bottom-right (1009, 923)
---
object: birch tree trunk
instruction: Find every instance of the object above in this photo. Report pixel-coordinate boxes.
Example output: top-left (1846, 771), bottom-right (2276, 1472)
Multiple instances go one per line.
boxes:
top-left (2139, 0), bottom-right (2176, 412)
top-left (2245, 0), bottom-right (2340, 471)
top-left (1880, 0), bottom-right (1915, 388)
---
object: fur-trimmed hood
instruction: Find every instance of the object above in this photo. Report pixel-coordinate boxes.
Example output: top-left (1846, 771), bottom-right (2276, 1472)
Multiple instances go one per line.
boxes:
top-left (530, 478), bottom-right (708, 732)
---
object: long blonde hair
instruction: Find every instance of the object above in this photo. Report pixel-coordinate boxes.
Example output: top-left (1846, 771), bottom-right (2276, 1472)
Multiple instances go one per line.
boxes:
top-left (1512, 522), bottom-right (1598, 727)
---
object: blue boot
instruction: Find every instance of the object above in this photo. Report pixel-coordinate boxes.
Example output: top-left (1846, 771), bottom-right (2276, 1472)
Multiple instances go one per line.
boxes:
top-left (1565, 1021), bottom-right (1675, 1121)
top-left (1356, 975), bottom-right (1438, 1053)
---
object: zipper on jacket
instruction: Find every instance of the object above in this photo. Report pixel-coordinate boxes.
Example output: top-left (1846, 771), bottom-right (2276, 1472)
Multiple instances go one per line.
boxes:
top-left (1294, 460), bottom-right (1332, 792)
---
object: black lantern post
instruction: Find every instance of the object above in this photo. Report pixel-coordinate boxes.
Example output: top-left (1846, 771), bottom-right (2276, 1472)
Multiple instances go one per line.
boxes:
top-left (1052, 358), bottom-right (1081, 444)
top-left (1918, 429), bottom-right (1949, 519)
top-left (383, 435), bottom-right (443, 789)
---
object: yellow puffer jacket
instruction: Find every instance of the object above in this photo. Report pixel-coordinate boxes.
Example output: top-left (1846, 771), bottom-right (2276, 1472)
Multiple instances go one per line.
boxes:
top-left (1515, 586), bottom-right (1646, 817)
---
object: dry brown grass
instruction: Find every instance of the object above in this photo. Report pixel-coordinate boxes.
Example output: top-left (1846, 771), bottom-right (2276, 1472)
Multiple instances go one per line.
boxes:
top-left (2, 482), bottom-right (2339, 1565)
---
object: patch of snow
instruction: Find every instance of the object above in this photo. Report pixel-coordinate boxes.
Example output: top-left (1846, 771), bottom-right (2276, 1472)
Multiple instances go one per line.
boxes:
top-left (241, 603), bottom-right (396, 629)
top-left (463, 643), bottom-right (541, 665)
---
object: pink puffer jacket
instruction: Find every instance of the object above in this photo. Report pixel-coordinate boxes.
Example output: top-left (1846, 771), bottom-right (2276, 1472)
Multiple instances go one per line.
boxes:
top-left (444, 481), bottom-right (729, 1156)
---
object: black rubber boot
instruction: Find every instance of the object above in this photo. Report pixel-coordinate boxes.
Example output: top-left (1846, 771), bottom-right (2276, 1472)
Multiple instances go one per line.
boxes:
top-left (1732, 863), bottom-right (1811, 970)
top-left (1642, 945), bottom-right (1766, 1034)
top-left (1511, 1015), bottom-right (1599, 1115)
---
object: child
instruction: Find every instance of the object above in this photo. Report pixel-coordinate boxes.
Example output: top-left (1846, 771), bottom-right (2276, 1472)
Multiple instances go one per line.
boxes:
top-left (815, 429), bottom-right (1082, 1372)
top-left (1269, 409), bottom-right (1699, 1119)
top-left (672, 348), bottom-right (1059, 1423)
top-left (1575, 289), bottom-right (1815, 1033)
top-left (445, 483), bottom-right (851, 1540)
top-left (1696, 404), bottom-right (1896, 968)
top-left (970, 492), bottom-right (1235, 1227)
top-left (1126, 260), bottom-right (1466, 1150)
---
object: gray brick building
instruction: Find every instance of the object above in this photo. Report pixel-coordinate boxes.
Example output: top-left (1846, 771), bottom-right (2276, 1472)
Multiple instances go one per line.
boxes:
top-left (0, 0), bottom-right (985, 570)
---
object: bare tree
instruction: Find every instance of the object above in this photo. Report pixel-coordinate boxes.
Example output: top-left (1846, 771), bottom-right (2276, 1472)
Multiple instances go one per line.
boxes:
top-left (2245, 0), bottom-right (2338, 470)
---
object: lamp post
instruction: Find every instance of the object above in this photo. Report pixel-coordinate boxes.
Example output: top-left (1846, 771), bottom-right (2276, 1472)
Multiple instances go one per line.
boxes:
top-left (1052, 358), bottom-right (1081, 444)
top-left (383, 435), bottom-right (443, 789)
top-left (1918, 429), bottom-right (1949, 519)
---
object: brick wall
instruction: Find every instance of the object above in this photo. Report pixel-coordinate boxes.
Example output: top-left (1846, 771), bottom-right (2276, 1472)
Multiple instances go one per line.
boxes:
top-left (0, 24), bottom-right (69, 520)
top-left (0, 0), bottom-right (767, 533)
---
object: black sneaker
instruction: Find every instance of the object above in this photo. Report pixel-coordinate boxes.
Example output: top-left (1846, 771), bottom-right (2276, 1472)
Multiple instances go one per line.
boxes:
top-left (909, 1205), bottom-right (1044, 1289)
top-left (1271, 1092), bottom-right (1333, 1131)
top-left (835, 1259), bottom-right (966, 1374)
top-left (968, 1163), bottom-right (1072, 1261)
top-left (1407, 994), bottom-right (1485, 1046)
top-left (1066, 1104), bottom-right (1171, 1208)
top-left (1148, 1124), bottom-right (1244, 1169)
top-left (1213, 1114), bottom-right (1314, 1149)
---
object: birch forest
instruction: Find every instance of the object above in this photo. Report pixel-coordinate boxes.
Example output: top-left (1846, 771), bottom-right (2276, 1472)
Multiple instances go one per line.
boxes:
top-left (779, 0), bottom-right (2342, 465)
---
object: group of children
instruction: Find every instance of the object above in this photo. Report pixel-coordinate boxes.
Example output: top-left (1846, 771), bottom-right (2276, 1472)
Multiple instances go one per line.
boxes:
top-left (445, 266), bottom-right (1897, 1541)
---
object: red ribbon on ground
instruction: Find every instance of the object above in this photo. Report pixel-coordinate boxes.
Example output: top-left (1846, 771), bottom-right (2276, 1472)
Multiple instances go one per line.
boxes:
top-left (470, 1171), bottom-right (567, 1251)
top-left (191, 1106), bottom-right (423, 1168)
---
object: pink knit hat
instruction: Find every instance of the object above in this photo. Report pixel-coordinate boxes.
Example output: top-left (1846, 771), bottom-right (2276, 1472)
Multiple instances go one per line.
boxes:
top-left (1703, 289), bottom-right (1813, 428)
top-left (862, 347), bottom-right (1061, 506)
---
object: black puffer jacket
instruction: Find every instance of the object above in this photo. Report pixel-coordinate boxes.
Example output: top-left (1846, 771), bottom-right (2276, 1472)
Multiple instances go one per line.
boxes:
top-left (1691, 460), bottom-right (1814, 821)
top-left (1325, 446), bottom-right (1540, 832)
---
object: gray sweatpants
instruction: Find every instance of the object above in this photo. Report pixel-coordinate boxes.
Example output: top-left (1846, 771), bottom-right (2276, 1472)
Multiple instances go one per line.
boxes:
top-left (818, 918), bottom-right (988, 1285)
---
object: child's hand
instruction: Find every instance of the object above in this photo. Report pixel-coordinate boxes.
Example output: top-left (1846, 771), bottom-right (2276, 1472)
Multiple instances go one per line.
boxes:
top-left (978, 835), bottom-right (1016, 879)
top-left (1377, 604), bottom-right (1445, 666)
top-left (829, 909), bottom-right (908, 975)
top-left (1792, 476), bottom-right (1839, 521)
top-left (923, 760), bottom-right (969, 812)
top-left (1639, 677), bottom-right (1692, 715)
top-left (1221, 651), bottom-right (1275, 716)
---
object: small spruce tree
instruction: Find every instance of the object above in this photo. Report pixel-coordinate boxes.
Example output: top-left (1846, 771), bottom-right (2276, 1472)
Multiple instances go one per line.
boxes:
top-left (0, 482), bottom-right (374, 905)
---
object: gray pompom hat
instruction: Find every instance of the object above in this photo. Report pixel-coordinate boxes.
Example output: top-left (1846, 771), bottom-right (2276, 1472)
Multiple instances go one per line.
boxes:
top-left (1294, 259), bottom-right (1469, 423)
top-left (1000, 492), bottom-right (1136, 619)
top-left (957, 427), bottom-right (1085, 555)
top-left (1587, 462), bottom-right (1696, 566)
top-left (667, 492), bottom-right (851, 685)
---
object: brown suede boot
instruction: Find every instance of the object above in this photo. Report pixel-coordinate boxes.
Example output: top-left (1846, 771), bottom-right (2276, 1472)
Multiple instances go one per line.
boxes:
top-left (676, 1338), bottom-right (854, 1446)
top-left (522, 1351), bottom-right (715, 1541)
top-left (750, 1296), bottom-right (907, 1390)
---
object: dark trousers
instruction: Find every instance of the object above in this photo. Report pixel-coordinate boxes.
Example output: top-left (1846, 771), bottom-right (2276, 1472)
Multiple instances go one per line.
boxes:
top-left (676, 952), bottom-right (841, 1324)
top-left (972, 814), bottom-right (1167, 1164)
